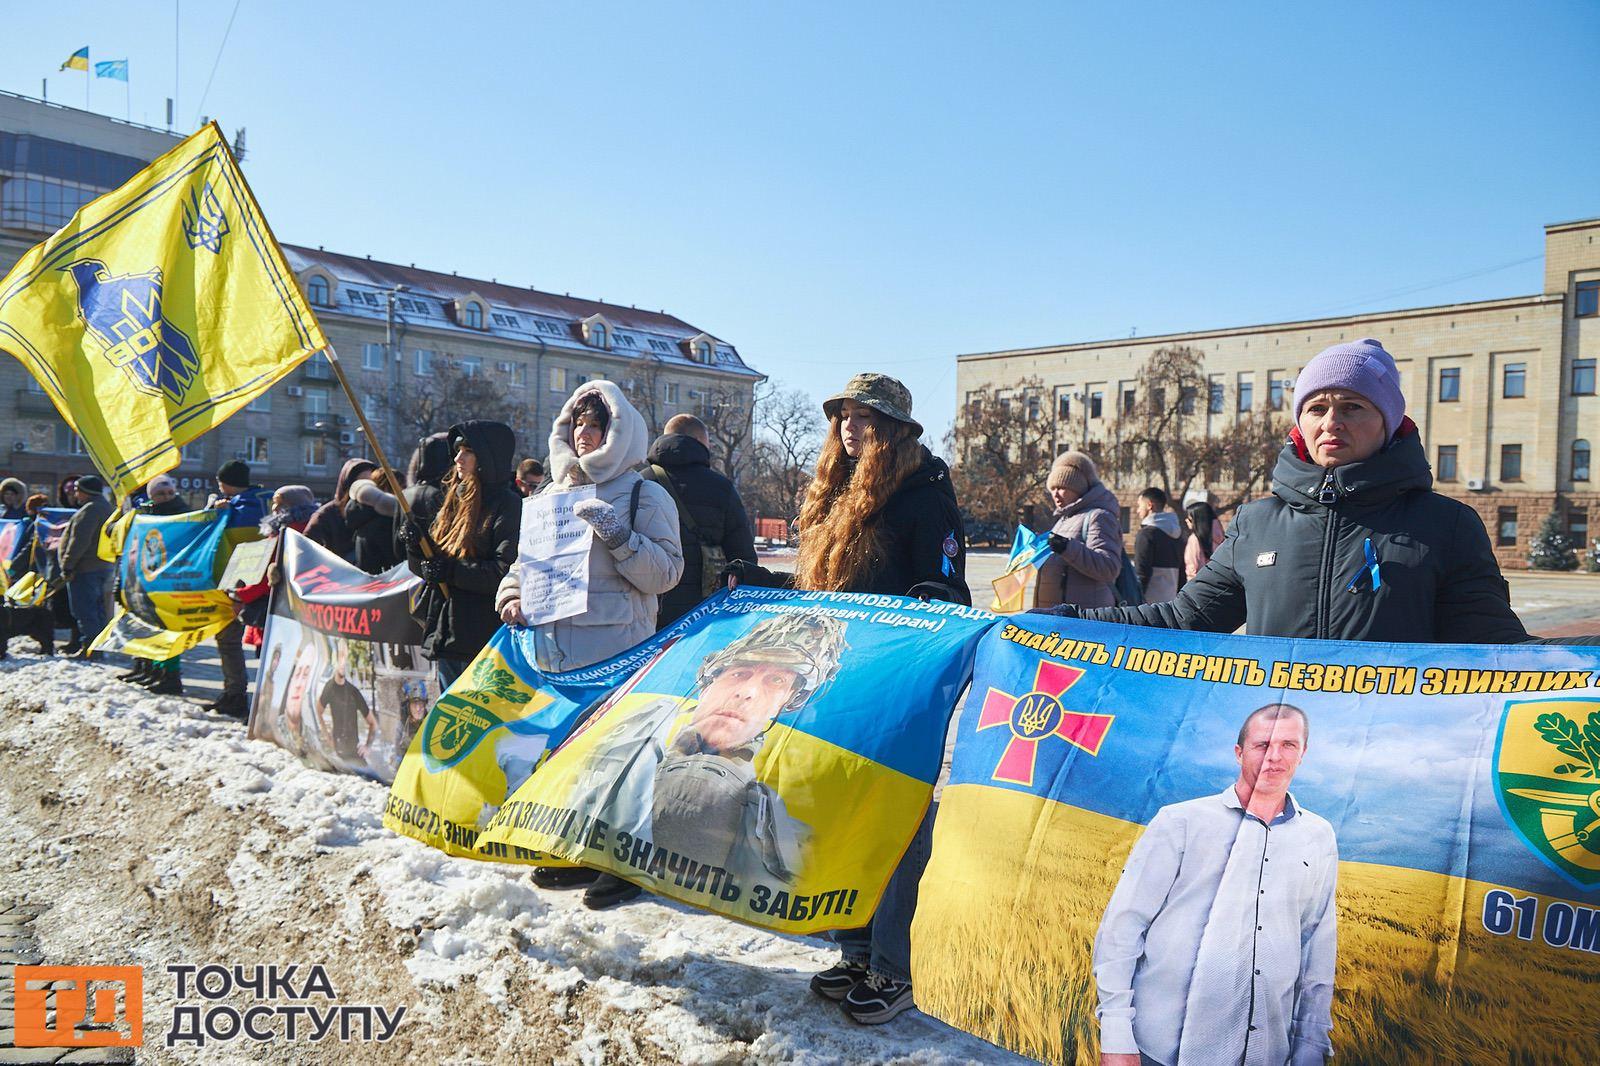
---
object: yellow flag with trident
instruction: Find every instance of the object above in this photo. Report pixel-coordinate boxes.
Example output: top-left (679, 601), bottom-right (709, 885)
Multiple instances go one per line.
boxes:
top-left (0, 123), bottom-right (327, 497)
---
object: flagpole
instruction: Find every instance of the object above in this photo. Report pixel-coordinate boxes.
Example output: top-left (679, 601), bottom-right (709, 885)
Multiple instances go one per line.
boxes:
top-left (321, 345), bottom-right (451, 596)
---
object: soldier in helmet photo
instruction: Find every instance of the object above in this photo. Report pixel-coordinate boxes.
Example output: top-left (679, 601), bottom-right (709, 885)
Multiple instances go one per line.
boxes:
top-left (564, 611), bottom-right (848, 891)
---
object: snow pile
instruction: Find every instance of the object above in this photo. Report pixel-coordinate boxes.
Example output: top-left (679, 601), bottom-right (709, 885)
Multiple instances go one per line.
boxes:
top-left (0, 656), bottom-right (1021, 1064)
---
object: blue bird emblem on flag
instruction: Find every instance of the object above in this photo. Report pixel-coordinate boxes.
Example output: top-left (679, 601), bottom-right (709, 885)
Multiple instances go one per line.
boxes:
top-left (62, 258), bottom-right (202, 404)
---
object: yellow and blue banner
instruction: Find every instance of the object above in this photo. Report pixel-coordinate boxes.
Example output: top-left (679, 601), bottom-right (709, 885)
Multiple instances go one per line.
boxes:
top-left (0, 124), bottom-right (327, 498)
top-left (383, 593), bottom-right (741, 861)
top-left (90, 508), bottom-right (236, 658)
top-left (471, 588), bottom-right (995, 933)
top-left (913, 614), bottom-right (1600, 1064)
top-left (60, 47), bottom-right (89, 72)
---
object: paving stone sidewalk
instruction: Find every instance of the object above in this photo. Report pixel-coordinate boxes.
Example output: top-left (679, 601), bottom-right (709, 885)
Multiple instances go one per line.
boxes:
top-left (0, 901), bottom-right (134, 1064)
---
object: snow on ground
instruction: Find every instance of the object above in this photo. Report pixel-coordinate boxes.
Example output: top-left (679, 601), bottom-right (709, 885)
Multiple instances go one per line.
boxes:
top-left (0, 654), bottom-right (1025, 1065)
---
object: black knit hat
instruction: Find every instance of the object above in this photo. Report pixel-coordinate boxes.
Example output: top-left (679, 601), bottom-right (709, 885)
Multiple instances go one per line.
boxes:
top-left (216, 460), bottom-right (250, 487)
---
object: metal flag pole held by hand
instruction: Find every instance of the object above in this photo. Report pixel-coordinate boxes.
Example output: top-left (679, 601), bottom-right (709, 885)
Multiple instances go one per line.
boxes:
top-left (319, 345), bottom-right (450, 598)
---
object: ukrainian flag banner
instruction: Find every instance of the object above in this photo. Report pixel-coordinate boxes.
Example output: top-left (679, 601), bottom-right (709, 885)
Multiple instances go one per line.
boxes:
top-left (91, 508), bottom-right (236, 658)
top-left (0, 124), bottom-right (327, 498)
top-left (472, 588), bottom-right (994, 934)
top-left (912, 615), bottom-right (1600, 1065)
top-left (384, 593), bottom-right (741, 861)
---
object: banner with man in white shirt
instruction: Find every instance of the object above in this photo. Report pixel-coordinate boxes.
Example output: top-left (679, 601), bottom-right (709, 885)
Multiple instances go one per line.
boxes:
top-left (912, 614), bottom-right (1599, 1065)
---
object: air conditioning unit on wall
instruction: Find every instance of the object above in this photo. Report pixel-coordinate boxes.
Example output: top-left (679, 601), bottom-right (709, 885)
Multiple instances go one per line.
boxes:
top-left (1466, 478), bottom-right (1487, 491)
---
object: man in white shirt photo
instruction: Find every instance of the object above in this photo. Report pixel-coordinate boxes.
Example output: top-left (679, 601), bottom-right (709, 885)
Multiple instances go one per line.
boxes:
top-left (1093, 702), bottom-right (1338, 1066)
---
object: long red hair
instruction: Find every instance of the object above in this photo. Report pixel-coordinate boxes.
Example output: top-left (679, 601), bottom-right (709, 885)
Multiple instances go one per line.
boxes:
top-left (793, 414), bottom-right (924, 592)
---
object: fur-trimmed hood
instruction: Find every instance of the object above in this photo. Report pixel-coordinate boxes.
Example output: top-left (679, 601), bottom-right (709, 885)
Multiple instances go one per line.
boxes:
top-left (548, 380), bottom-right (649, 487)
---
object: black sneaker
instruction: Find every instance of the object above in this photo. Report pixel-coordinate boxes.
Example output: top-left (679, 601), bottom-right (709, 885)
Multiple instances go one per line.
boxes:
top-left (531, 866), bottom-right (599, 890)
top-left (841, 972), bottom-right (915, 1024)
top-left (808, 958), bottom-right (869, 1002)
top-left (581, 873), bottom-right (641, 910)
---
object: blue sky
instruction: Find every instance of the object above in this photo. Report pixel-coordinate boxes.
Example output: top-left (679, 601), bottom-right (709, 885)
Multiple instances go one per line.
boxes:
top-left (4, 2), bottom-right (1597, 444)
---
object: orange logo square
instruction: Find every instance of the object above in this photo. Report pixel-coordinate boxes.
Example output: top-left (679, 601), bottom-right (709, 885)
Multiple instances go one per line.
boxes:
top-left (14, 965), bottom-right (143, 1047)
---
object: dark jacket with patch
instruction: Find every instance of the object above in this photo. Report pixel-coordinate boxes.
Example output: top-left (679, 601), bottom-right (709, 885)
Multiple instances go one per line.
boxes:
top-left (1079, 424), bottom-right (1528, 643)
top-left (406, 420), bottom-right (521, 663)
top-left (645, 433), bottom-right (758, 627)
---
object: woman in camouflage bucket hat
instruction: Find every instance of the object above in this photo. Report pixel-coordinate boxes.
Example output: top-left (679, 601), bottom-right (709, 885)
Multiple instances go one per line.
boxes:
top-left (722, 372), bottom-right (969, 1024)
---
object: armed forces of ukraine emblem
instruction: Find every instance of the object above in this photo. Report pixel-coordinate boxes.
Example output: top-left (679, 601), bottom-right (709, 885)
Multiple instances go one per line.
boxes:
top-left (62, 258), bottom-right (202, 403)
top-left (1496, 698), bottom-right (1600, 889)
top-left (975, 659), bottom-right (1114, 787)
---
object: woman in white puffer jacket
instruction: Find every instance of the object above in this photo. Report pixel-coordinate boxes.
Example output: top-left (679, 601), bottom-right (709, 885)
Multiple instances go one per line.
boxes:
top-left (496, 380), bottom-right (683, 673)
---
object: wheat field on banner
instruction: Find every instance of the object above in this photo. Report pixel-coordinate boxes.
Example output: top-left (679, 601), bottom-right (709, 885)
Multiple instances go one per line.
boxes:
top-left (912, 785), bottom-right (1595, 1065)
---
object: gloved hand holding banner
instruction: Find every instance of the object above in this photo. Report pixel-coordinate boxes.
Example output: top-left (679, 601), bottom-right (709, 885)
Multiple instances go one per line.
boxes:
top-left (473, 587), bottom-right (993, 934)
top-left (912, 613), bottom-right (1600, 1065)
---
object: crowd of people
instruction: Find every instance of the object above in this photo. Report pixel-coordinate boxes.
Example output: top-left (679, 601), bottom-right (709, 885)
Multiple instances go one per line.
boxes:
top-left (2, 338), bottom-right (1592, 1040)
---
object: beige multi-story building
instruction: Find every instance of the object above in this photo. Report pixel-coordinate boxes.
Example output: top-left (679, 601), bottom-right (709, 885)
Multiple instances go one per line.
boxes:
top-left (956, 217), bottom-right (1600, 567)
top-left (0, 92), bottom-right (760, 500)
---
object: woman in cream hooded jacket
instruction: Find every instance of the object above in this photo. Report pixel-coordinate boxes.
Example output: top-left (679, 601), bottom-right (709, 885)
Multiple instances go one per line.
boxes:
top-left (496, 381), bottom-right (683, 672)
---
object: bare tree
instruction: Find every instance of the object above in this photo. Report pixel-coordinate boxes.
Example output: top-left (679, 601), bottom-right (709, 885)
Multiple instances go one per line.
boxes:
top-left (945, 376), bottom-right (1056, 525)
top-left (740, 382), bottom-right (821, 527)
top-left (1099, 345), bottom-right (1286, 512)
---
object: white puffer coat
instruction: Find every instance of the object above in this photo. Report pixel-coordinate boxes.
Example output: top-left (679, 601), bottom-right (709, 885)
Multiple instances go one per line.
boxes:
top-left (496, 381), bottom-right (683, 671)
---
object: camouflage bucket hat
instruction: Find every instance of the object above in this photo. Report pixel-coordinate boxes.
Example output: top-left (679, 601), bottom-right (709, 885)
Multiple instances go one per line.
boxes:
top-left (823, 373), bottom-right (922, 436)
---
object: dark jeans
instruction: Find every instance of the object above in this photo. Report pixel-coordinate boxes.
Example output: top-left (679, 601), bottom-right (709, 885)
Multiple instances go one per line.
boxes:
top-left (216, 620), bottom-right (245, 696)
top-left (830, 801), bottom-right (937, 983)
top-left (66, 569), bottom-right (113, 647)
top-left (434, 656), bottom-right (470, 695)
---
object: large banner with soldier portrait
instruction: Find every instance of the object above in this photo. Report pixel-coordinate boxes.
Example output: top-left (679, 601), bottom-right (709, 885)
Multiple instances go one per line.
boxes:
top-left (248, 530), bottom-right (432, 781)
top-left (472, 589), bottom-right (994, 933)
top-left (912, 613), bottom-right (1600, 1065)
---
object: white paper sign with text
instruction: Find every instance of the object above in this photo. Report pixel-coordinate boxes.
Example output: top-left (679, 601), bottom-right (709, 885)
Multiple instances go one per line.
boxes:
top-left (518, 485), bottom-right (596, 625)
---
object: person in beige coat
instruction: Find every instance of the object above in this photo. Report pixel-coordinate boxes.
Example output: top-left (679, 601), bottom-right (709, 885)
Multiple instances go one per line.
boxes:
top-left (496, 380), bottom-right (684, 673)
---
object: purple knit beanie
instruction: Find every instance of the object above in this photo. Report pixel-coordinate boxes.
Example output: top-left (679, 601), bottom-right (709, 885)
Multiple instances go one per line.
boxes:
top-left (1293, 338), bottom-right (1406, 437)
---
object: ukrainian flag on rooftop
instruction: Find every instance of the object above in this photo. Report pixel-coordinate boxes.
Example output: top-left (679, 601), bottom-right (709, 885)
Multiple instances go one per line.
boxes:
top-left (0, 123), bottom-right (329, 498)
top-left (60, 47), bottom-right (88, 72)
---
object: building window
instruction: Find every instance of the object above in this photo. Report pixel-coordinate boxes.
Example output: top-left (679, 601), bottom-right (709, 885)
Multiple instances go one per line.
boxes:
top-left (1502, 362), bottom-right (1525, 398)
top-left (462, 302), bottom-right (483, 330)
top-left (1089, 391), bottom-right (1103, 419)
top-left (415, 349), bottom-right (434, 376)
top-left (307, 275), bottom-right (329, 306)
top-left (1577, 280), bottom-right (1600, 318)
top-left (590, 322), bottom-right (608, 349)
top-left (243, 436), bottom-right (269, 464)
top-left (1208, 381), bottom-right (1224, 415)
top-left (362, 342), bottom-right (385, 371)
top-left (1236, 375), bottom-right (1254, 413)
top-left (303, 437), bottom-right (328, 471)
top-left (1574, 439), bottom-right (1592, 482)
top-left (460, 356), bottom-right (481, 378)
top-left (1500, 443), bottom-right (1522, 482)
top-left (1436, 445), bottom-right (1458, 482)
top-left (1573, 358), bottom-right (1597, 396)
top-left (1496, 507), bottom-right (1518, 547)
top-left (1438, 367), bottom-right (1461, 402)
top-left (246, 391), bottom-right (271, 413)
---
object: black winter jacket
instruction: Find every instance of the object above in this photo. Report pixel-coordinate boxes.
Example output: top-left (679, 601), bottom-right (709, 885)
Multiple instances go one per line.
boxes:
top-left (735, 448), bottom-right (971, 605)
top-left (1077, 427), bottom-right (1528, 643)
top-left (406, 420), bottom-right (521, 663)
top-left (645, 433), bottom-right (758, 626)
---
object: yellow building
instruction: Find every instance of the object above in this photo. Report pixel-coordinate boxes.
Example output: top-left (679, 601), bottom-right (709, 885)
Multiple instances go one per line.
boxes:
top-left (956, 217), bottom-right (1600, 567)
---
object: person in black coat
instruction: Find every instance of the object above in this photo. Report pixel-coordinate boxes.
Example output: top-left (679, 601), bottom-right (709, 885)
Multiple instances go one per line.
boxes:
top-left (1037, 339), bottom-right (1587, 644)
top-left (645, 414), bottom-right (758, 626)
top-left (304, 458), bottom-right (377, 562)
top-left (344, 471), bottom-right (401, 574)
top-left (400, 420), bottom-right (521, 691)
